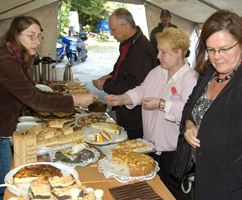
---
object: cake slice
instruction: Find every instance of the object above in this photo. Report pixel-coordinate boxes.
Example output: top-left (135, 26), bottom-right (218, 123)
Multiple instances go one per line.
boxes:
top-left (99, 129), bottom-right (112, 141)
top-left (71, 130), bottom-right (85, 142)
top-left (39, 128), bottom-right (57, 139)
top-left (61, 125), bottom-right (73, 136)
top-left (49, 174), bottom-right (75, 190)
top-left (29, 179), bottom-right (51, 199)
top-left (90, 122), bottom-right (121, 135)
top-left (27, 125), bottom-right (42, 135)
top-left (58, 135), bottom-right (73, 146)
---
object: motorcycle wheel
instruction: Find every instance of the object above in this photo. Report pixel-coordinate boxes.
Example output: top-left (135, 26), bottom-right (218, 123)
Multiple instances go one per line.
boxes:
top-left (70, 57), bottom-right (74, 66)
top-left (81, 57), bottom-right (87, 62)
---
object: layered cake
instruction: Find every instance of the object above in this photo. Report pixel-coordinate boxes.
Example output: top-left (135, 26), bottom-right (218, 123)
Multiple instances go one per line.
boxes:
top-left (17, 174), bottom-right (95, 200)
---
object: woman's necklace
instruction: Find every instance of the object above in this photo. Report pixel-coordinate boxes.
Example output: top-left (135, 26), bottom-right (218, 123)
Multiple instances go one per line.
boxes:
top-left (214, 61), bottom-right (242, 83)
top-left (213, 71), bottom-right (235, 83)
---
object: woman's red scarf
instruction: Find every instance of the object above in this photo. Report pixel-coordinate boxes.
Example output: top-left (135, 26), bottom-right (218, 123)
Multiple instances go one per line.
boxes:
top-left (6, 42), bottom-right (32, 69)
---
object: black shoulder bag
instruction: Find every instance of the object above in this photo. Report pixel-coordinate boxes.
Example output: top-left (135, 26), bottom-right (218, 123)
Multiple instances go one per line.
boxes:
top-left (170, 123), bottom-right (195, 180)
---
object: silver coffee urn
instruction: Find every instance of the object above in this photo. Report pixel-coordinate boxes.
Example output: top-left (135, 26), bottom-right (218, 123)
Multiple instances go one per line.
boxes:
top-left (29, 54), bottom-right (41, 82)
top-left (63, 63), bottom-right (73, 81)
top-left (41, 56), bottom-right (56, 82)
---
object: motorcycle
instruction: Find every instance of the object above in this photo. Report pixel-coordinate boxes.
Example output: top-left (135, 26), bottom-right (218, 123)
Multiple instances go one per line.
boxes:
top-left (62, 33), bottom-right (88, 66)
top-left (56, 39), bottom-right (66, 62)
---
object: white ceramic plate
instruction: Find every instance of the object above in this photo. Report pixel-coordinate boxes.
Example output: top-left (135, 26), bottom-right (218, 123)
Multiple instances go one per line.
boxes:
top-left (65, 81), bottom-right (87, 86)
top-left (16, 122), bottom-right (42, 131)
top-left (84, 132), bottom-right (115, 145)
top-left (98, 156), bottom-right (160, 183)
top-left (82, 125), bottom-right (128, 145)
top-left (4, 162), bottom-right (78, 195)
top-left (96, 139), bottom-right (155, 156)
top-left (36, 84), bottom-right (53, 92)
top-left (18, 116), bottom-right (38, 123)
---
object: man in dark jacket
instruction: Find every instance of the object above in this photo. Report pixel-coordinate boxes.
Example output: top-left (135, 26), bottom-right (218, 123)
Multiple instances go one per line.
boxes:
top-left (150, 9), bottom-right (177, 56)
top-left (92, 8), bottom-right (157, 140)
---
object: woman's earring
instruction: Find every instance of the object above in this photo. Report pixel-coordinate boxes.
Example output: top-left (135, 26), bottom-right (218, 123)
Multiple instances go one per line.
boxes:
top-left (177, 58), bottom-right (180, 67)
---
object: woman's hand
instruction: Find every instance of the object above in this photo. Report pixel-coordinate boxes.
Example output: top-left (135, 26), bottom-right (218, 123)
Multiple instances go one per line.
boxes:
top-left (184, 120), bottom-right (200, 148)
top-left (104, 95), bottom-right (121, 106)
top-left (141, 97), bottom-right (160, 110)
top-left (73, 93), bottom-right (98, 106)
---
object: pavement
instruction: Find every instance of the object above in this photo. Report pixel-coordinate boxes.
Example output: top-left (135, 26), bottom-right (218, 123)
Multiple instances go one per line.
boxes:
top-left (56, 38), bottom-right (119, 120)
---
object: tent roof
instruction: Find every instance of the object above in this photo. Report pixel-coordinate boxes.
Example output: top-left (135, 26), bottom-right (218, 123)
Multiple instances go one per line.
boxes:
top-left (111, 0), bottom-right (242, 24)
top-left (0, 0), bottom-right (59, 20)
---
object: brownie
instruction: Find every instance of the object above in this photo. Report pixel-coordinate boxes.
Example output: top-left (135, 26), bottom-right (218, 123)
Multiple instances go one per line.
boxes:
top-left (109, 181), bottom-right (164, 200)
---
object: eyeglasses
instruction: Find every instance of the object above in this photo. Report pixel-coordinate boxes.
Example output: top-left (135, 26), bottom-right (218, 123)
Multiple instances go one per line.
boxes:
top-left (110, 24), bottom-right (124, 33)
top-left (206, 42), bottom-right (239, 55)
top-left (20, 34), bottom-right (44, 41)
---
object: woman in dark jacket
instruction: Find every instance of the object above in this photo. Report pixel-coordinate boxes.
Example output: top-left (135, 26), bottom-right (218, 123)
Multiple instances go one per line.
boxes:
top-left (0, 16), bottom-right (97, 200)
top-left (180, 10), bottom-right (242, 200)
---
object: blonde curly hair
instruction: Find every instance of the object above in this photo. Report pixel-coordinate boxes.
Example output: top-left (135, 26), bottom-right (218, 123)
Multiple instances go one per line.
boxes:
top-left (156, 27), bottom-right (190, 58)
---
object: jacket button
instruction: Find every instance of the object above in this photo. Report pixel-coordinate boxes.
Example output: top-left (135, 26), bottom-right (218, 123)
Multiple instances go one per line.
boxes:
top-left (198, 151), bottom-right (203, 156)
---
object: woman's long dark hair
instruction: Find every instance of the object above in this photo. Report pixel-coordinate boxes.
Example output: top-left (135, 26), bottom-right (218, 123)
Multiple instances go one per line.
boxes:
top-left (195, 10), bottom-right (242, 74)
top-left (0, 16), bottom-right (42, 67)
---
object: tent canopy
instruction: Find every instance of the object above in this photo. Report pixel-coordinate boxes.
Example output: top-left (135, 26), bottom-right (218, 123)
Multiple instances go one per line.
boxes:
top-left (0, 0), bottom-right (242, 60)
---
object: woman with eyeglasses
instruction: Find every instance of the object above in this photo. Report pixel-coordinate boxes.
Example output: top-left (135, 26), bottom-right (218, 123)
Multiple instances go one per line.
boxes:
top-left (179, 10), bottom-right (242, 200)
top-left (0, 16), bottom-right (97, 199)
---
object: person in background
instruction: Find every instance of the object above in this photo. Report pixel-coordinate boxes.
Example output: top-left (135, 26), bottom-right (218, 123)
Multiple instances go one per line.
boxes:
top-left (150, 9), bottom-right (177, 56)
top-left (104, 27), bottom-right (198, 200)
top-left (0, 16), bottom-right (98, 200)
top-left (92, 8), bottom-right (157, 140)
top-left (180, 10), bottom-right (242, 200)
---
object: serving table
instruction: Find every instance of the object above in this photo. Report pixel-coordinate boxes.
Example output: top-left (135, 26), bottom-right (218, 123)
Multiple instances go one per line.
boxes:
top-left (4, 152), bottom-right (175, 200)
top-left (4, 109), bottom-right (175, 199)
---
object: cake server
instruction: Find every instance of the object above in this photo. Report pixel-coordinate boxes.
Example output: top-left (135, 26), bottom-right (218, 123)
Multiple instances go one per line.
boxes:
top-left (0, 184), bottom-right (21, 191)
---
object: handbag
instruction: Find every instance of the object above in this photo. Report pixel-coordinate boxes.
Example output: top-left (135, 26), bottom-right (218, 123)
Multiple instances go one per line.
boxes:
top-left (170, 123), bottom-right (195, 179)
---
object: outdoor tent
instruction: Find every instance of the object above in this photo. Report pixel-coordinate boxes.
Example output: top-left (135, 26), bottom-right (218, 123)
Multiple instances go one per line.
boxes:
top-left (0, 0), bottom-right (242, 61)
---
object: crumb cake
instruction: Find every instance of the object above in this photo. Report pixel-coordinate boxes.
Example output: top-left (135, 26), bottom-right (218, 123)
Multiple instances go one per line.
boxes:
top-left (110, 150), bottom-right (155, 177)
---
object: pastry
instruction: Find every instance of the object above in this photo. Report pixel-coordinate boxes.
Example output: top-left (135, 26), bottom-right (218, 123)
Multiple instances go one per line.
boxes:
top-left (90, 122), bottom-right (121, 135)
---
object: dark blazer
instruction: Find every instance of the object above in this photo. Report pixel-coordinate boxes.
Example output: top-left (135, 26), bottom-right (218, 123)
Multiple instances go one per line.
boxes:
top-left (103, 26), bottom-right (157, 130)
top-left (180, 63), bottom-right (242, 200)
top-left (0, 46), bottom-right (74, 137)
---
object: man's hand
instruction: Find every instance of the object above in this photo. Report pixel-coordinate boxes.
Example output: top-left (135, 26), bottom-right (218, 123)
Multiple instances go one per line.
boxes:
top-left (92, 75), bottom-right (113, 91)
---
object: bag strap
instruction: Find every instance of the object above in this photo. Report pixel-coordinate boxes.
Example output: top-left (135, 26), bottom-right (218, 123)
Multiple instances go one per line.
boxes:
top-left (181, 174), bottom-right (194, 193)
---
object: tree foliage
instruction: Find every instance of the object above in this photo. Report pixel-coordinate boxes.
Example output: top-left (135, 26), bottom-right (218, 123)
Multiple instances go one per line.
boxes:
top-left (57, 1), bottom-right (72, 38)
top-left (70, 0), bottom-right (112, 32)
top-left (57, 0), bottom-right (128, 36)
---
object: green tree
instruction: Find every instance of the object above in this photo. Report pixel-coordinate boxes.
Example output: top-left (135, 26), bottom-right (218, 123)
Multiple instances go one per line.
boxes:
top-left (70, 0), bottom-right (112, 32)
top-left (57, 1), bottom-right (71, 38)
